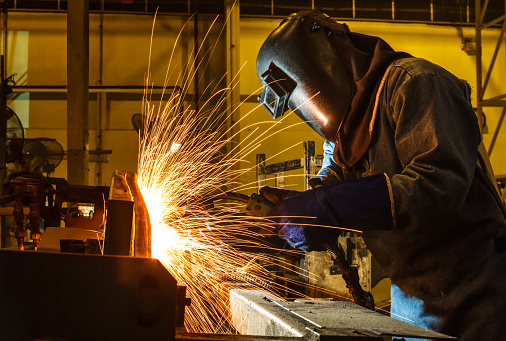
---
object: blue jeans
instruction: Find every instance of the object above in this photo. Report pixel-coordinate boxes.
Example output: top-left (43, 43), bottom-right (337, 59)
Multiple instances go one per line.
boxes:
top-left (390, 284), bottom-right (441, 341)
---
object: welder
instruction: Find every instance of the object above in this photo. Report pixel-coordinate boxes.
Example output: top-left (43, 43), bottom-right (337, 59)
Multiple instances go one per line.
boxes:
top-left (255, 10), bottom-right (506, 341)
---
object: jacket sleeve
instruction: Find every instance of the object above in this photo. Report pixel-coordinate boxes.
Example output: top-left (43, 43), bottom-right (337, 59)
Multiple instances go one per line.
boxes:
top-left (385, 65), bottom-right (481, 231)
top-left (274, 173), bottom-right (394, 251)
top-left (274, 63), bottom-right (481, 251)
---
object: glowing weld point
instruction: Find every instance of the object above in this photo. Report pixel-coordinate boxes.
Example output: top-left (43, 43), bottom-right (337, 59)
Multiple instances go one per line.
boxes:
top-left (170, 142), bottom-right (182, 154)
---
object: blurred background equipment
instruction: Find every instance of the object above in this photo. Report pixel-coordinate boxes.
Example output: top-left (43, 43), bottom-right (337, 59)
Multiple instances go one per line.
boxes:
top-left (20, 138), bottom-right (64, 175)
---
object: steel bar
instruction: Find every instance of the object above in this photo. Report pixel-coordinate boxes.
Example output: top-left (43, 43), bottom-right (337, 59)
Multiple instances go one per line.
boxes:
top-left (264, 159), bottom-right (303, 175)
top-left (480, 20), bottom-right (505, 99)
top-left (13, 85), bottom-right (175, 93)
top-left (256, 154), bottom-right (266, 193)
top-left (479, 0), bottom-right (490, 24)
top-left (303, 141), bottom-right (315, 191)
top-left (481, 93), bottom-right (506, 105)
top-left (488, 103), bottom-right (506, 155)
top-left (480, 13), bottom-right (505, 30)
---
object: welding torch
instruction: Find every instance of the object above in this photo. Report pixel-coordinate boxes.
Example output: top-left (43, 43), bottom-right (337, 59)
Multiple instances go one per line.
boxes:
top-left (197, 186), bottom-right (375, 311)
top-left (182, 191), bottom-right (275, 217)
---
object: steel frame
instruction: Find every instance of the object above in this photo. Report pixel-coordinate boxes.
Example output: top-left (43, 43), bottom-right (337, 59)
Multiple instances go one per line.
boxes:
top-left (475, 0), bottom-right (506, 156)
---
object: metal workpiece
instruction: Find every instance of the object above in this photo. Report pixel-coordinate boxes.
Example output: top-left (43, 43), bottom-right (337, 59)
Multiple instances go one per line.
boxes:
top-left (103, 199), bottom-right (134, 256)
top-left (0, 249), bottom-right (177, 341)
top-left (228, 289), bottom-right (455, 340)
top-left (126, 172), bottom-right (152, 258)
top-left (106, 170), bottom-right (152, 257)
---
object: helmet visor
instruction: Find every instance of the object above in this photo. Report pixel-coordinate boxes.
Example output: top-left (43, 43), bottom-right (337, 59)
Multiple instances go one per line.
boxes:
top-left (257, 62), bottom-right (297, 119)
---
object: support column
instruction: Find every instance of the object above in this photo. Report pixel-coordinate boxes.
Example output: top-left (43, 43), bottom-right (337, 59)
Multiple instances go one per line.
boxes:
top-left (225, 0), bottom-right (240, 170)
top-left (67, 0), bottom-right (89, 185)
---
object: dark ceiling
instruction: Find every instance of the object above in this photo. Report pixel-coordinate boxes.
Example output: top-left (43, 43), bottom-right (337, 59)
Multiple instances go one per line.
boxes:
top-left (6, 0), bottom-right (505, 25)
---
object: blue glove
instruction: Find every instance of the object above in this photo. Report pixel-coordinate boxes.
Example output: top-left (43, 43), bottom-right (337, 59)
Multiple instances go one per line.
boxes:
top-left (260, 173), bottom-right (394, 252)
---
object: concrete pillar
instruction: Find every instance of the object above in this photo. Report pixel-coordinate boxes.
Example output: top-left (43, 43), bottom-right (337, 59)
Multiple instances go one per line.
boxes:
top-left (67, 0), bottom-right (89, 185)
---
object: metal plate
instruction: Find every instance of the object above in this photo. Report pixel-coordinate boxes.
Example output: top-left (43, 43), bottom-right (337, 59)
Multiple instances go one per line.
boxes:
top-left (229, 289), bottom-right (455, 340)
top-left (0, 249), bottom-right (177, 341)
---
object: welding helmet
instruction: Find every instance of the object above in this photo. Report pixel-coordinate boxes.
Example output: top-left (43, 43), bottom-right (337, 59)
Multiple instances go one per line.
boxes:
top-left (256, 11), bottom-right (354, 140)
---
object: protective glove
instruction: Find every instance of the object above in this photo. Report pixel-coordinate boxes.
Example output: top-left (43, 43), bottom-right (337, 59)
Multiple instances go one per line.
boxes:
top-left (259, 173), bottom-right (394, 252)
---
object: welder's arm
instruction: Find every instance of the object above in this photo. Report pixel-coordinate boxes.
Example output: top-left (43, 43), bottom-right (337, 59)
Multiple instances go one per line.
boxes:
top-left (261, 173), bottom-right (393, 252)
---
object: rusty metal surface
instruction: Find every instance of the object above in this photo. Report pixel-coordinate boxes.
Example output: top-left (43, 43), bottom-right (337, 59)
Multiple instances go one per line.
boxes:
top-left (229, 289), bottom-right (455, 340)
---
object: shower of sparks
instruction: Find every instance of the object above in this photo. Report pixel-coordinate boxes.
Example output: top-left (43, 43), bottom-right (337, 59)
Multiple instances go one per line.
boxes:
top-left (137, 82), bottom-right (302, 332)
top-left (136, 15), bottom-right (309, 333)
top-left (136, 14), bottom-right (379, 334)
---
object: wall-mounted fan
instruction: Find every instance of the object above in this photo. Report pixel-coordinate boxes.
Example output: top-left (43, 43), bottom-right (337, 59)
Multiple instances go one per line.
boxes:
top-left (4, 107), bottom-right (64, 176)
top-left (21, 138), bottom-right (64, 176)
top-left (5, 106), bottom-right (25, 163)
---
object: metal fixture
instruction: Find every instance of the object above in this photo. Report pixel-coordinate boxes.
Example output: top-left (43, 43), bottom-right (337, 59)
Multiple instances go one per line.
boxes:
top-left (475, 0), bottom-right (506, 156)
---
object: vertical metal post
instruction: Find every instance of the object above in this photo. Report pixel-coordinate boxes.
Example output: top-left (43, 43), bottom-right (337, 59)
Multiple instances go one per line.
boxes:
top-left (96, 0), bottom-right (104, 185)
top-left (430, 0), bottom-right (433, 22)
top-left (275, 172), bottom-right (285, 188)
top-left (193, 1), bottom-right (199, 112)
top-left (256, 154), bottom-right (266, 193)
top-left (303, 141), bottom-right (315, 191)
top-left (0, 0), bottom-right (7, 248)
top-left (67, 0), bottom-right (90, 185)
top-left (2, 0), bottom-right (6, 75)
top-left (225, 0), bottom-right (240, 174)
top-left (467, 0), bottom-right (470, 23)
top-left (0, 56), bottom-right (6, 248)
top-left (475, 0), bottom-right (483, 131)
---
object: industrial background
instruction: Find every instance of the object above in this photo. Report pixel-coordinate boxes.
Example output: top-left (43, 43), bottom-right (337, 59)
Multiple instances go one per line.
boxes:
top-left (3, 0), bottom-right (505, 188)
top-left (0, 0), bottom-right (505, 340)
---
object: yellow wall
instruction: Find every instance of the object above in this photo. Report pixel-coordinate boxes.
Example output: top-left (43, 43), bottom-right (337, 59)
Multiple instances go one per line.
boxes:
top-left (4, 12), bottom-right (506, 186)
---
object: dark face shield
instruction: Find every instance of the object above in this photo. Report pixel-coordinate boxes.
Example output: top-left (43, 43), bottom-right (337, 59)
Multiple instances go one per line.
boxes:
top-left (256, 11), bottom-right (354, 141)
top-left (258, 63), bottom-right (297, 119)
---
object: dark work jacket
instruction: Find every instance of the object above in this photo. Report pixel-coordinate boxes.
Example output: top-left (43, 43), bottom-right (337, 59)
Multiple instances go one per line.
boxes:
top-left (318, 58), bottom-right (506, 340)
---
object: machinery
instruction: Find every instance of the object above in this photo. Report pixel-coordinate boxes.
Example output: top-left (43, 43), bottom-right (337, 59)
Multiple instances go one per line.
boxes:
top-left (0, 171), bottom-right (455, 340)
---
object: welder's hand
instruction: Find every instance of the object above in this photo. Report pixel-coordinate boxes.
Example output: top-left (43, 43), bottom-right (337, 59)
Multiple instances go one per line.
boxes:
top-left (261, 174), bottom-right (394, 252)
top-left (258, 186), bottom-right (338, 252)
top-left (259, 186), bottom-right (292, 206)
top-left (249, 186), bottom-right (297, 219)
